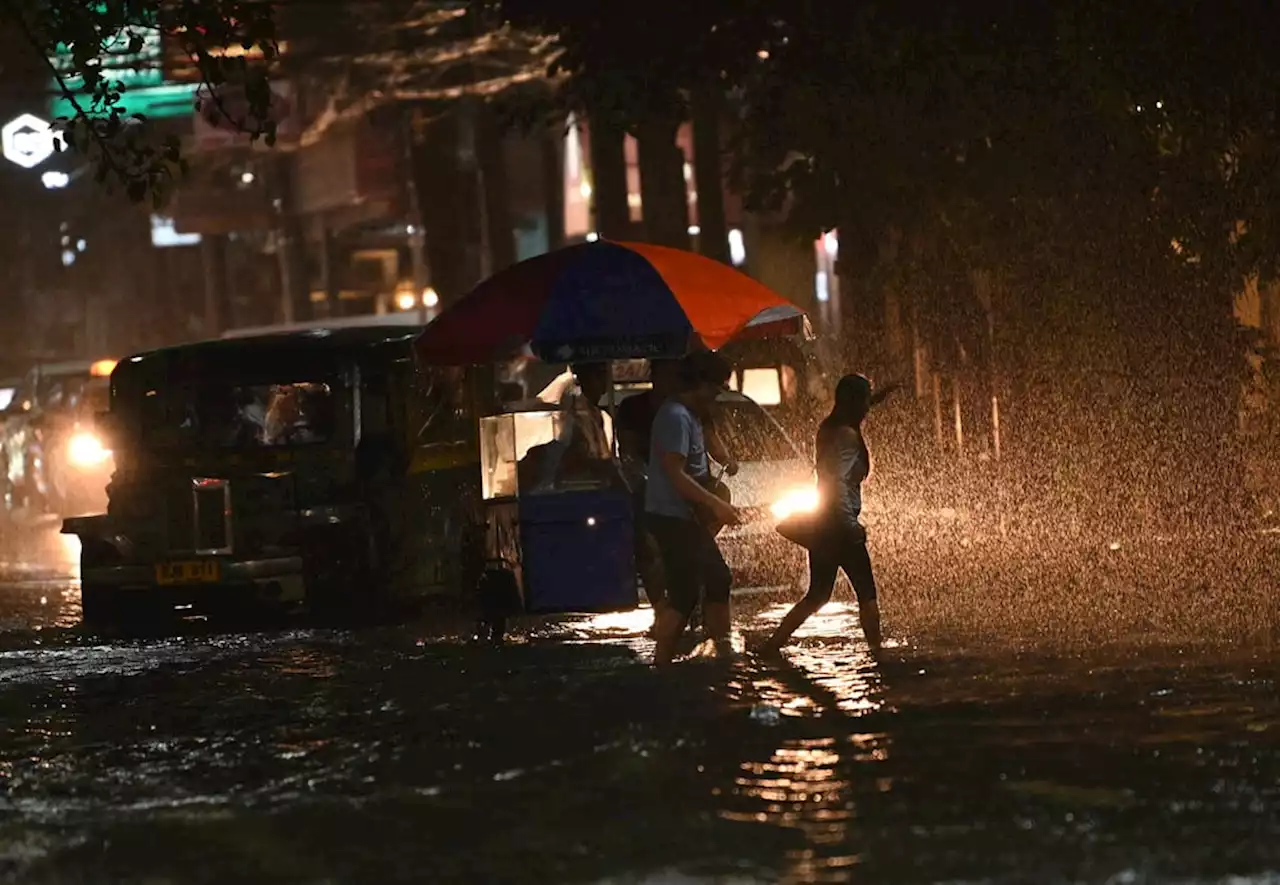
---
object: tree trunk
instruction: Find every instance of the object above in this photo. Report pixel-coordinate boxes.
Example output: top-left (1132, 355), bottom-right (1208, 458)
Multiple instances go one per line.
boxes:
top-left (412, 108), bottom-right (481, 304)
top-left (200, 233), bottom-right (231, 336)
top-left (636, 117), bottom-right (689, 248)
top-left (316, 228), bottom-right (341, 318)
top-left (476, 103), bottom-right (516, 273)
top-left (691, 87), bottom-right (729, 264)
top-left (587, 112), bottom-right (629, 240)
top-left (541, 123), bottom-right (565, 252)
top-left (270, 158), bottom-right (310, 324)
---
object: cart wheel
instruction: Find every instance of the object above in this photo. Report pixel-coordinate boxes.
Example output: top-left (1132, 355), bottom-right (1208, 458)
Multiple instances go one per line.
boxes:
top-left (473, 566), bottom-right (519, 646)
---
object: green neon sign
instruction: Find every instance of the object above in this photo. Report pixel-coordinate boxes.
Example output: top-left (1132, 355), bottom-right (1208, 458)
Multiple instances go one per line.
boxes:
top-left (47, 24), bottom-right (196, 121)
top-left (49, 83), bottom-right (197, 121)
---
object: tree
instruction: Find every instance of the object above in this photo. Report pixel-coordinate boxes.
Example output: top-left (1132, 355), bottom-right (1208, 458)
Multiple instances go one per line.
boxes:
top-left (0, 0), bottom-right (280, 202)
top-left (731, 0), bottom-right (1280, 527)
top-left (279, 1), bottom-right (552, 146)
top-left (0, 1), bottom-right (551, 205)
top-left (488, 0), bottom-right (774, 251)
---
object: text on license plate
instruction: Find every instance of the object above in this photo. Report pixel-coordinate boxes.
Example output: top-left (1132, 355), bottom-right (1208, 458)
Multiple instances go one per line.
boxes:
top-left (155, 560), bottom-right (221, 585)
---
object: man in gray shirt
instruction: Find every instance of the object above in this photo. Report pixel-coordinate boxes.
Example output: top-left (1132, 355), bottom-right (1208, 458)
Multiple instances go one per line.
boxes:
top-left (646, 350), bottom-right (742, 664)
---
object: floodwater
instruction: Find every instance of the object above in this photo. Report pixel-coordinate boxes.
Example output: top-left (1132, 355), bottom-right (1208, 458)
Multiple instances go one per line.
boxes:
top-left (2, 526), bottom-right (1280, 884)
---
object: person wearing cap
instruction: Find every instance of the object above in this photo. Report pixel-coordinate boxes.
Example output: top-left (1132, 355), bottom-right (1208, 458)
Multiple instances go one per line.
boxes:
top-left (761, 373), bottom-right (899, 654)
top-left (646, 350), bottom-right (743, 664)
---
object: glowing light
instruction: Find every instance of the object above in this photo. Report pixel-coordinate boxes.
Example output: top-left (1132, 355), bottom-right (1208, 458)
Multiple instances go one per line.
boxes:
top-left (394, 290), bottom-right (417, 311)
top-left (89, 359), bottom-right (117, 377)
top-left (816, 270), bottom-right (830, 303)
top-left (728, 229), bottom-right (746, 266)
top-left (578, 179), bottom-right (592, 199)
top-left (585, 232), bottom-right (599, 242)
top-left (741, 368), bottom-right (783, 406)
top-left (2, 113), bottom-right (55, 169)
top-left (240, 170), bottom-right (255, 184)
top-left (422, 287), bottom-right (439, 308)
top-left (41, 170), bottom-right (69, 189)
top-left (67, 432), bottom-right (111, 468)
top-left (586, 517), bottom-right (597, 527)
top-left (771, 486), bottom-right (820, 521)
top-left (688, 224), bottom-right (701, 236)
top-left (757, 49), bottom-right (770, 60)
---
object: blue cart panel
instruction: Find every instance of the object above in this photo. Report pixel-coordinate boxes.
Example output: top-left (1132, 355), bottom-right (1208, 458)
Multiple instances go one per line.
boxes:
top-left (518, 489), bottom-right (638, 614)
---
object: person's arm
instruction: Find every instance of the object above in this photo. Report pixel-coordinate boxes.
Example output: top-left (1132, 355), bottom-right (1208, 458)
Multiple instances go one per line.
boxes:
top-left (659, 451), bottom-right (740, 522)
top-left (869, 381), bottom-right (903, 408)
top-left (656, 411), bottom-right (740, 523)
top-left (705, 422), bottom-right (739, 475)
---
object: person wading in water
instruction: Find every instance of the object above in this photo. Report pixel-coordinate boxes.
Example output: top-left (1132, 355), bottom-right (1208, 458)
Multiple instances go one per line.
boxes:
top-left (761, 373), bottom-right (898, 653)
top-left (646, 351), bottom-right (742, 664)
top-left (618, 359), bottom-right (737, 622)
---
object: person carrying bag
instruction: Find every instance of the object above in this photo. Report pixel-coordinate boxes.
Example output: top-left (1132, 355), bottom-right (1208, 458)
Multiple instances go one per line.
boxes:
top-left (763, 374), bottom-right (899, 653)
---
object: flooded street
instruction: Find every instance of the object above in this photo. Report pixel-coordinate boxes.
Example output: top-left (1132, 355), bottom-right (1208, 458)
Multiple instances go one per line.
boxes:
top-left (2, 529), bottom-right (1280, 884)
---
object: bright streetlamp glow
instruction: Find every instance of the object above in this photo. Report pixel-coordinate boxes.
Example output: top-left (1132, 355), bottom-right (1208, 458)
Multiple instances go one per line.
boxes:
top-left (2, 114), bottom-right (56, 169)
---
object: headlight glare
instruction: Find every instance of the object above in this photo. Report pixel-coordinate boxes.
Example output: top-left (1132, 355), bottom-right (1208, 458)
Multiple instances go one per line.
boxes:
top-left (770, 486), bottom-right (820, 521)
top-left (68, 432), bottom-right (111, 468)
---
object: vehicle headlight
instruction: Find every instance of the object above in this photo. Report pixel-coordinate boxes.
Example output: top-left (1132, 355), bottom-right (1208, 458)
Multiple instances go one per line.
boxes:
top-left (770, 486), bottom-right (820, 521)
top-left (67, 432), bottom-right (111, 468)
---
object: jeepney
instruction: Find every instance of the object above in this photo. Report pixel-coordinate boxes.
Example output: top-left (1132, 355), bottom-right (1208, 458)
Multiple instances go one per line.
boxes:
top-left (63, 325), bottom-right (493, 626)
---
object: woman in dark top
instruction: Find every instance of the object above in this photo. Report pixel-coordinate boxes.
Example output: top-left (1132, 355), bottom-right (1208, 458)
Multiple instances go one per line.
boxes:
top-left (761, 374), bottom-right (898, 653)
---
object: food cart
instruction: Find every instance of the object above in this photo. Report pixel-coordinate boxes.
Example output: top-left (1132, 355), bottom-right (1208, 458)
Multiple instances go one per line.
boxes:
top-left (415, 239), bottom-right (810, 642)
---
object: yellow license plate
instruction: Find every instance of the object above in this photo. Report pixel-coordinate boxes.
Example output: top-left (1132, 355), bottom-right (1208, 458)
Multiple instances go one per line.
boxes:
top-left (155, 560), bottom-right (221, 586)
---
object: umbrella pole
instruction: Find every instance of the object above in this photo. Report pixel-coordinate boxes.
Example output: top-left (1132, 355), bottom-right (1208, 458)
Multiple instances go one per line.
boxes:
top-left (606, 361), bottom-right (619, 458)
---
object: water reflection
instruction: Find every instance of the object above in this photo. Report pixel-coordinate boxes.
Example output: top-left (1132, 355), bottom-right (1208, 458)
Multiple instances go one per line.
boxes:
top-left (728, 738), bottom-right (861, 882)
top-left (2, 528), bottom-right (1280, 883)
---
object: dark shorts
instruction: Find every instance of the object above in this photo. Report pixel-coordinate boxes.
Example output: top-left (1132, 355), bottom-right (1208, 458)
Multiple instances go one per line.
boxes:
top-left (647, 513), bottom-right (732, 619)
top-left (806, 523), bottom-right (877, 605)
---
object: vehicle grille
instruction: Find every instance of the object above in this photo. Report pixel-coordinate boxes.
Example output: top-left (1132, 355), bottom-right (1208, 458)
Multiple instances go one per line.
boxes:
top-left (165, 485), bottom-right (195, 553)
top-left (193, 482), bottom-right (230, 552)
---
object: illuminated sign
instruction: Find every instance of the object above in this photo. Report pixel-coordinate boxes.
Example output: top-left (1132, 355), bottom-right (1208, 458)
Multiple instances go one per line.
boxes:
top-left (2, 114), bottom-right (55, 168)
top-left (151, 215), bottom-right (201, 248)
top-left (48, 24), bottom-right (197, 121)
top-left (163, 35), bottom-right (289, 84)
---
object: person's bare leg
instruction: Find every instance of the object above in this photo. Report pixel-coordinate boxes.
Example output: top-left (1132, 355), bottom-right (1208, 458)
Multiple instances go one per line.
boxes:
top-left (702, 600), bottom-right (733, 652)
top-left (849, 545), bottom-right (882, 650)
top-left (760, 555), bottom-right (836, 654)
top-left (760, 597), bottom-right (822, 653)
top-left (859, 598), bottom-right (882, 649)
top-left (652, 606), bottom-right (688, 665)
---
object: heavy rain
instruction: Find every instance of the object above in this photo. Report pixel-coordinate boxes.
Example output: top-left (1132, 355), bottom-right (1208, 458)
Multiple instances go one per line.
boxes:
top-left (1, 2), bottom-right (1279, 884)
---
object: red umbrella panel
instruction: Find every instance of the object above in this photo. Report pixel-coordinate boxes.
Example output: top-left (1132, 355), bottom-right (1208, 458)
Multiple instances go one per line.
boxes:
top-left (415, 241), bottom-right (807, 366)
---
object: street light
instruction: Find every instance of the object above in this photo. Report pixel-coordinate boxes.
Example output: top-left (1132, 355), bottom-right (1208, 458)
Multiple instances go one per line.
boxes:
top-left (2, 113), bottom-right (55, 169)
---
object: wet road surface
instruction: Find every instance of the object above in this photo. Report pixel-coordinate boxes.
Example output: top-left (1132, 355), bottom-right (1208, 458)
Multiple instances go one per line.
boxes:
top-left (2, 528), bottom-right (1280, 884)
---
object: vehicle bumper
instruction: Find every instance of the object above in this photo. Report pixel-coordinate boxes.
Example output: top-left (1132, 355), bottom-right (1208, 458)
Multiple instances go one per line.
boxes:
top-left (82, 556), bottom-right (307, 606)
